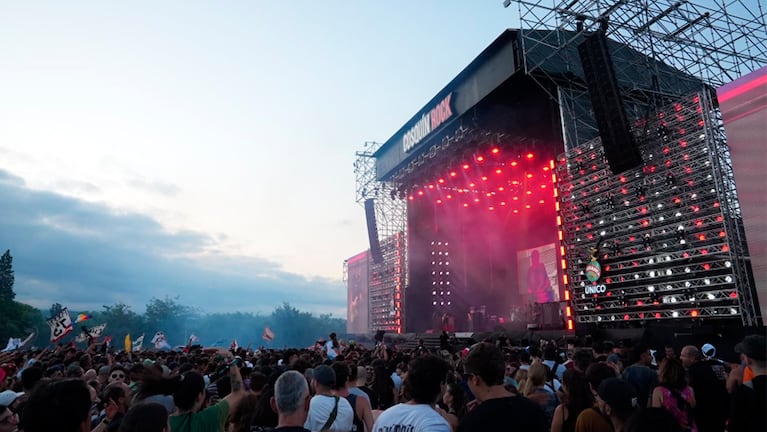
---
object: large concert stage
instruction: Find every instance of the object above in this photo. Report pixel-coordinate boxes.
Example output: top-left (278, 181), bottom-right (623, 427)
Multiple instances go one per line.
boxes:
top-left (349, 1), bottom-right (765, 336)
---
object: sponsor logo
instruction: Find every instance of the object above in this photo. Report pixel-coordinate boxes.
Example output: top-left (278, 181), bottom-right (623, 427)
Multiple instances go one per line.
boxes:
top-left (584, 284), bottom-right (607, 295)
top-left (585, 259), bottom-right (601, 282)
top-left (403, 93), bottom-right (453, 153)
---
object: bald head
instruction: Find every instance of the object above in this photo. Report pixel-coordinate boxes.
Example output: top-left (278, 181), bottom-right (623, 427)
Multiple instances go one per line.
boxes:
top-left (680, 345), bottom-right (701, 368)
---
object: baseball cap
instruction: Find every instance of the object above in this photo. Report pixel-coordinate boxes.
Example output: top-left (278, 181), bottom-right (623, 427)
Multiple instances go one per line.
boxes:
top-left (313, 365), bottom-right (336, 388)
top-left (597, 378), bottom-right (638, 412)
top-left (701, 343), bottom-right (716, 359)
top-left (735, 335), bottom-right (766, 361)
top-left (0, 390), bottom-right (24, 406)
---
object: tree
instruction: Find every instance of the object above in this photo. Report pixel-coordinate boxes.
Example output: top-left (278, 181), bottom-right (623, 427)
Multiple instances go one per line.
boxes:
top-left (0, 250), bottom-right (15, 302)
top-left (99, 303), bottom-right (144, 345)
top-left (144, 296), bottom-right (197, 346)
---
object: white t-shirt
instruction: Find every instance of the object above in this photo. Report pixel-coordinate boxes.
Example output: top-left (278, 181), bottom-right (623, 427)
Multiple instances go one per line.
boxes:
top-left (372, 403), bottom-right (451, 432)
top-left (324, 341), bottom-right (338, 360)
top-left (305, 394), bottom-right (354, 432)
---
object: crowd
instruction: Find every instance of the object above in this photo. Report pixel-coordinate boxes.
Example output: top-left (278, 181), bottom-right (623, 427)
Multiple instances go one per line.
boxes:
top-left (0, 330), bottom-right (764, 432)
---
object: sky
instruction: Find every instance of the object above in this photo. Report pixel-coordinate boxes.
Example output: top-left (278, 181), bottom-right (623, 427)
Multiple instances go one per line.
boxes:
top-left (0, 1), bottom-right (520, 317)
top-left (0, 1), bottom-right (761, 319)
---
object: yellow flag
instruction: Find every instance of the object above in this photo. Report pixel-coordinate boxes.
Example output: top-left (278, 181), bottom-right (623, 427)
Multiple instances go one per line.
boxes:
top-left (124, 333), bottom-right (132, 352)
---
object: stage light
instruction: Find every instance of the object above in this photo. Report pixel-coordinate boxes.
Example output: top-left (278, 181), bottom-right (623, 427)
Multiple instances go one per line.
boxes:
top-left (446, 194), bottom-right (453, 199)
top-left (482, 176), bottom-right (488, 181)
top-left (469, 182), bottom-right (475, 187)
top-left (491, 147), bottom-right (500, 154)
top-left (526, 153), bottom-right (534, 159)
top-left (418, 191), bottom-right (424, 196)
top-left (463, 164), bottom-right (470, 170)
top-left (511, 161), bottom-right (518, 167)
top-left (526, 190), bottom-right (532, 195)
top-left (526, 173), bottom-right (533, 179)
top-left (450, 171), bottom-right (457, 177)
top-left (725, 276), bottom-right (733, 283)
top-left (476, 155), bottom-right (485, 162)
top-left (500, 201), bottom-right (506, 206)
top-left (496, 169), bottom-right (502, 174)
top-left (498, 186), bottom-right (505, 191)
top-left (513, 209), bottom-right (519, 214)
top-left (438, 178), bottom-right (445, 184)
top-left (525, 204), bottom-right (531, 209)
top-left (489, 206), bottom-right (495, 211)
top-left (408, 195), bottom-right (414, 200)
top-left (436, 199), bottom-right (443, 204)
top-left (473, 198), bottom-right (480, 203)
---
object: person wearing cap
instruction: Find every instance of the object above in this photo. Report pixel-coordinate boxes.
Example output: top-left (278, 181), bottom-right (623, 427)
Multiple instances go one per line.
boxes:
top-left (680, 345), bottom-right (728, 432)
top-left (728, 334), bottom-right (766, 432)
top-left (595, 378), bottom-right (637, 432)
top-left (304, 365), bottom-right (353, 432)
top-left (574, 362), bottom-right (617, 432)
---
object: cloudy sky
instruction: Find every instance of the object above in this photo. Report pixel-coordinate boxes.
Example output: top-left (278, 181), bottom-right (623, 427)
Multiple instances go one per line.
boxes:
top-left (0, 1), bottom-right (518, 316)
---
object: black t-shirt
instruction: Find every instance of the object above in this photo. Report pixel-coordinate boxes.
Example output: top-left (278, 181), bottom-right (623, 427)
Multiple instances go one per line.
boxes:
top-left (272, 427), bottom-right (310, 432)
top-left (728, 375), bottom-right (767, 432)
top-left (687, 360), bottom-right (729, 432)
top-left (457, 396), bottom-right (547, 432)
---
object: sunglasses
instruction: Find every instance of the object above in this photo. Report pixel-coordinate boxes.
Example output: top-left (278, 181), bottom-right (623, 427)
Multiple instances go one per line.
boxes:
top-left (110, 373), bottom-right (125, 379)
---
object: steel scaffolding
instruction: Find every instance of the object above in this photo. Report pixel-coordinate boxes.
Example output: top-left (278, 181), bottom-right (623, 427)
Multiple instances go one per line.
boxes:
top-left (354, 141), bottom-right (408, 333)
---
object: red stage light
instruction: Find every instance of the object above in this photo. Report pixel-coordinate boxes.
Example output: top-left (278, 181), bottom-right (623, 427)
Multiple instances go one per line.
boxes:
top-left (462, 164), bottom-right (470, 170)
top-left (450, 171), bottom-right (457, 177)
top-left (495, 169), bottom-right (502, 174)
top-left (511, 180), bottom-right (520, 185)
top-left (498, 186), bottom-right (504, 191)
top-left (476, 155), bottom-right (485, 162)
top-left (513, 209), bottom-right (519, 214)
top-left (511, 161), bottom-right (518, 167)
top-left (438, 178), bottom-right (445, 184)
top-left (526, 173), bottom-right (533, 179)
top-left (481, 176), bottom-right (488, 181)
top-left (730, 292), bottom-right (737, 298)
top-left (436, 199), bottom-right (443, 204)
top-left (489, 206), bottom-right (495, 211)
top-left (525, 204), bottom-right (531, 209)
top-left (526, 190), bottom-right (532, 195)
top-left (446, 194), bottom-right (453, 199)
top-left (540, 184), bottom-right (547, 189)
top-left (543, 166), bottom-right (549, 171)
top-left (486, 192), bottom-right (492, 197)
top-left (469, 183), bottom-right (475, 188)
top-left (417, 191), bottom-right (424, 196)
top-left (539, 200), bottom-right (545, 204)
top-left (512, 196), bottom-right (519, 201)
top-left (624, 315), bottom-right (629, 320)
top-left (500, 201), bottom-right (506, 206)
top-left (408, 195), bottom-right (414, 200)
top-left (699, 234), bottom-right (706, 241)
top-left (526, 153), bottom-right (534, 159)
top-left (703, 263), bottom-right (711, 270)
top-left (463, 203), bottom-right (469, 208)
top-left (719, 231), bottom-right (725, 237)
top-left (491, 148), bottom-right (500, 154)
top-left (427, 184), bottom-right (435, 189)
top-left (473, 198), bottom-right (480, 203)
top-left (691, 310), bottom-right (699, 317)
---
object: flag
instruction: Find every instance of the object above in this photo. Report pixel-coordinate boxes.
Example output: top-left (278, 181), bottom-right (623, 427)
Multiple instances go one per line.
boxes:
top-left (262, 327), bottom-right (275, 343)
top-left (75, 323), bottom-right (107, 343)
top-left (74, 313), bottom-right (92, 323)
top-left (132, 334), bottom-right (144, 351)
top-left (47, 308), bottom-right (74, 343)
top-left (188, 334), bottom-right (199, 345)
top-left (230, 339), bottom-right (239, 351)
top-left (152, 331), bottom-right (170, 350)
top-left (2, 337), bottom-right (21, 352)
top-left (124, 334), bottom-right (131, 353)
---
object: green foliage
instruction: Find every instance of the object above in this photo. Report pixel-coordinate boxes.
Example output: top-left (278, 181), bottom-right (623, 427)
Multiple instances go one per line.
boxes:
top-left (0, 249), bottom-right (15, 302)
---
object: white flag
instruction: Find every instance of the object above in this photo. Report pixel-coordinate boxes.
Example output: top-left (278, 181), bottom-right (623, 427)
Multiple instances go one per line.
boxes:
top-left (2, 337), bottom-right (21, 352)
top-left (75, 323), bottom-right (107, 343)
top-left (189, 334), bottom-right (199, 344)
top-left (132, 334), bottom-right (145, 351)
top-left (152, 331), bottom-right (170, 350)
top-left (47, 308), bottom-right (74, 343)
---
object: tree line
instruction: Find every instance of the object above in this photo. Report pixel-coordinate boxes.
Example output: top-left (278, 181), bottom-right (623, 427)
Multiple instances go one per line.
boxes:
top-left (0, 249), bottom-right (346, 349)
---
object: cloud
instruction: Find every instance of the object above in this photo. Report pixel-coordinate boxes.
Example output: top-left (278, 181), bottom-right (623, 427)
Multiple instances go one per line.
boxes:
top-left (0, 169), bottom-right (347, 316)
top-left (127, 177), bottom-right (181, 197)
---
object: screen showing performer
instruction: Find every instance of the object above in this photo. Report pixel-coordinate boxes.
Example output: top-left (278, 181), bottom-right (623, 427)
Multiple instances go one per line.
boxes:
top-left (517, 244), bottom-right (559, 303)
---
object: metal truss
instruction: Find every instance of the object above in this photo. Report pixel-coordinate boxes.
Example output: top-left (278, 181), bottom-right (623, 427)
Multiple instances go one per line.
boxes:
top-left (354, 141), bottom-right (408, 333)
top-left (555, 92), bottom-right (758, 328)
top-left (513, 0), bottom-right (766, 88)
top-left (511, 0), bottom-right (767, 150)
